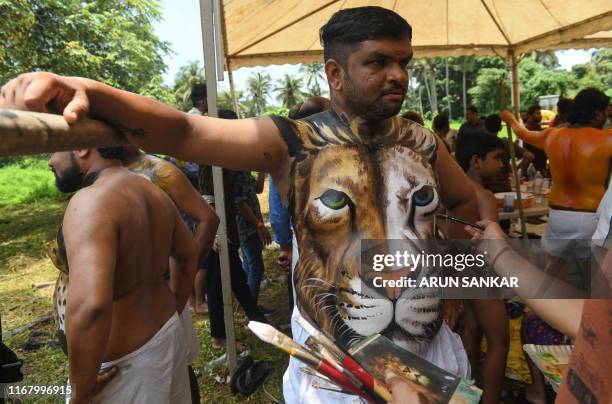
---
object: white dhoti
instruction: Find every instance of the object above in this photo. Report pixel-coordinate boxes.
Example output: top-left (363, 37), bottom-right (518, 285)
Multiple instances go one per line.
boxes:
top-left (541, 208), bottom-right (598, 259)
top-left (180, 308), bottom-right (200, 364)
top-left (282, 307), bottom-right (470, 404)
top-left (91, 312), bottom-right (191, 404)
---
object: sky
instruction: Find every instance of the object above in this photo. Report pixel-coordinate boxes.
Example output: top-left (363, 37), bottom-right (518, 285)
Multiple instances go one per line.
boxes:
top-left (154, 0), bottom-right (596, 100)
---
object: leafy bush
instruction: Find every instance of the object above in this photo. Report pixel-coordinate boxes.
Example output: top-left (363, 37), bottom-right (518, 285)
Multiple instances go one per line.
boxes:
top-left (0, 157), bottom-right (64, 206)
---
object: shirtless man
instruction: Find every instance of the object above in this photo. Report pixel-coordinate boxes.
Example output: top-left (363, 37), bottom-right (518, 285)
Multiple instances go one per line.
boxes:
top-left (501, 88), bottom-right (612, 278)
top-left (121, 145), bottom-right (218, 403)
top-left (1, 7), bottom-right (479, 402)
top-left (47, 147), bottom-right (197, 403)
top-left (454, 133), bottom-right (509, 404)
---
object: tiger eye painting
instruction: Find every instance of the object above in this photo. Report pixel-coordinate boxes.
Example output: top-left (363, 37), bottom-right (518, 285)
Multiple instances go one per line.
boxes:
top-left (273, 107), bottom-right (444, 354)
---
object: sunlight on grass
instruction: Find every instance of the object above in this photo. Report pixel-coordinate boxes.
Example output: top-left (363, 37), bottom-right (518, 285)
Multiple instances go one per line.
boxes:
top-left (0, 157), bottom-right (63, 206)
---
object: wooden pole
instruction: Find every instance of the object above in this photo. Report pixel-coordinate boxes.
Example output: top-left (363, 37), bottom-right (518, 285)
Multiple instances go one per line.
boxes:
top-left (199, 0), bottom-right (237, 371)
top-left (504, 50), bottom-right (528, 239)
top-left (0, 109), bottom-right (126, 157)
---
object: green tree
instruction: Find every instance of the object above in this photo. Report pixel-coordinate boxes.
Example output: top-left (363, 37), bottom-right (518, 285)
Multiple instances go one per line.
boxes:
top-left (299, 63), bottom-right (325, 96)
top-left (577, 49), bottom-right (612, 96)
top-left (518, 59), bottom-right (577, 107)
top-left (275, 74), bottom-right (307, 108)
top-left (467, 67), bottom-right (511, 114)
top-left (173, 61), bottom-right (205, 111)
top-left (246, 72), bottom-right (272, 115)
top-left (0, 0), bottom-right (171, 100)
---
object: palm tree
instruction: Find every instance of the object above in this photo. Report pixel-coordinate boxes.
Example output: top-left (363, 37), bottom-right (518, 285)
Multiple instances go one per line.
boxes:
top-left (275, 74), bottom-right (307, 108)
top-left (173, 61), bottom-right (205, 111)
top-left (299, 63), bottom-right (325, 96)
top-left (246, 72), bottom-right (272, 115)
top-left (457, 56), bottom-right (476, 118)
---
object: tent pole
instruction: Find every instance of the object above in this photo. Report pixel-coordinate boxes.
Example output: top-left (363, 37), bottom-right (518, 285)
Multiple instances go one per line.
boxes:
top-left (507, 49), bottom-right (528, 239)
top-left (227, 60), bottom-right (240, 118)
top-left (199, 0), bottom-right (237, 371)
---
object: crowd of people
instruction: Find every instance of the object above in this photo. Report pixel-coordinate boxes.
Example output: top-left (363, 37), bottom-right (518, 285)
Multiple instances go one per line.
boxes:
top-left (0, 5), bottom-right (610, 404)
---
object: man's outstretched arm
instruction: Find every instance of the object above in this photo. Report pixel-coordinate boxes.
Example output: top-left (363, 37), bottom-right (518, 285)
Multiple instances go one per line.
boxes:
top-left (63, 192), bottom-right (117, 403)
top-left (0, 72), bottom-right (288, 175)
top-left (501, 110), bottom-right (552, 149)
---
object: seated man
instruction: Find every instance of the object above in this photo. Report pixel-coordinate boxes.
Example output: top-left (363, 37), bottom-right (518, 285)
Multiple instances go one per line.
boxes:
top-left (48, 147), bottom-right (197, 403)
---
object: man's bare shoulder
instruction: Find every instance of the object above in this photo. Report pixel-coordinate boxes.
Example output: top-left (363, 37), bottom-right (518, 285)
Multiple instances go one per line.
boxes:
top-left (65, 169), bottom-right (159, 219)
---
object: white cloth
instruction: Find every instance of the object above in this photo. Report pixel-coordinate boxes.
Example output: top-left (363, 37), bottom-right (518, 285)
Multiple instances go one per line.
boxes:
top-left (285, 234), bottom-right (469, 403)
top-left (282, 306), bottom-right (469, 404)
top-left (90, 313), bottom-right (191, 404)
top-left (541, 208), bottom-right (598, 258)
top-left (180, 308), bottom-right (200, 364)
top-left (592, 181), bottom-right (612, 248)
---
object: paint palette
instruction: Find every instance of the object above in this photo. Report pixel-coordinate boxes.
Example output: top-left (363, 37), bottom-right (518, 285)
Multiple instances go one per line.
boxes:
top-left (523, 344), bottom-right (573, 392)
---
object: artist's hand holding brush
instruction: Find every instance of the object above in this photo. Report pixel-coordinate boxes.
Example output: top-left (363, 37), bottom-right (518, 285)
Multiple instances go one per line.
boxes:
top-left (385, 371), bottom-right (420, 403)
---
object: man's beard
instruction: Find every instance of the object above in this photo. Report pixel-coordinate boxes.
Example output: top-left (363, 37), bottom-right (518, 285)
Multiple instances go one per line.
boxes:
top-left (54, 155), bottom-right (83, 193)
top-left (344, 79), bottom-right (405, 121)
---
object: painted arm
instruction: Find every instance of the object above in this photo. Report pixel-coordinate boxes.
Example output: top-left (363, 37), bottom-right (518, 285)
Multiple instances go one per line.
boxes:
top-left (63, 192), bottom-right (117, 402)
top-left (0, 72), bottom-right (288, 175)
top-left (163, 164), bottom-right (219, 266)
top-left (168, 204), bottom-right (198, 313)
top-left (500, 110), bottom-right (552, 150)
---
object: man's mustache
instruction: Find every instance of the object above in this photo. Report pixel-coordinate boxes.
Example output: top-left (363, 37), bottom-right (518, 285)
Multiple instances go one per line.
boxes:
top-left (381, 84), bottom-right (406, 96)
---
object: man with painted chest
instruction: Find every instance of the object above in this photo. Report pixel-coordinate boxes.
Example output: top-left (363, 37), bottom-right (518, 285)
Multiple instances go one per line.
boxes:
top-left (1, 6), bottom-right (479, 402)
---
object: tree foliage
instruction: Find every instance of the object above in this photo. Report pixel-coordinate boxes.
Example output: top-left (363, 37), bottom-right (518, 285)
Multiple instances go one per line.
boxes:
top-left (246, 72), bottom-right (273, 115)
top-left (275, 73), bottom-right (307, 108)
top-left (172, 60), bottom-right (205, 111)
top-left (0, 0), bottom-right (172, 102)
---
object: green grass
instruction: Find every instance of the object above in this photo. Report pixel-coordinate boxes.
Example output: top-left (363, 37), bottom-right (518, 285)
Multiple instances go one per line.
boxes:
top-left (0, 157), bottom-right (64, 207)
top-left (1, 196), bottom-right (290, 403)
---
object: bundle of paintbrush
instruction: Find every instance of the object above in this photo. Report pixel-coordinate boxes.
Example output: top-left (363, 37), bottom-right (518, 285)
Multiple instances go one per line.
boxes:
top-left (247, 321), bottom-right (390, 403)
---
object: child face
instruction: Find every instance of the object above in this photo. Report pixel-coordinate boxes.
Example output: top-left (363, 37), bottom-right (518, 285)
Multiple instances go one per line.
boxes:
top-left (478, 149), bottom-right (504, 181)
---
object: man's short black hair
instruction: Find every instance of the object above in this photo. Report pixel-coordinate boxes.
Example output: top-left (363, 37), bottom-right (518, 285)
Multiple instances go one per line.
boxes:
top-left (191, 83), bottom-right (207, 107)
top-left (455, 132), bottom-right (504, 172)
top-left (432, 113), bottom-right (450, 132)
top-left (467, 105), bottom-right (478, 114)
top-left (218, 109), bottom-right (238, 120)
top-left (97, 147), bottom-right (124, 161)
top-left (527, 105), bottom-right (541, 116)
top-left (557, 98), bottom-right (573, 115)
top-left (484, 114), bottom-right (502, 134)
top-left (568, 88), bottom-right (610, 125)
top-left (320, 7), bottom-right (412, 66)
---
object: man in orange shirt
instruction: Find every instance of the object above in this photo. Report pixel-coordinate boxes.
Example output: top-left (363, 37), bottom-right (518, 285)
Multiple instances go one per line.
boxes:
top-left (501, 88), bottom-right (611, 286)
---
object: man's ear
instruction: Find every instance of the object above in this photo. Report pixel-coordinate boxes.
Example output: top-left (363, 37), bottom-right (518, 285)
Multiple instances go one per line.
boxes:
top-left (74, 149), bottom-right (90, 159)
top-left (325, 58), bottom-right (344, 92)
top-left (470, 154), bottom-right (481, 170)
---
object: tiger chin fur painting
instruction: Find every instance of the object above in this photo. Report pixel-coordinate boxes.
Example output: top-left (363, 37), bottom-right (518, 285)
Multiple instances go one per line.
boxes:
top-left (274, 108), bottom-right (444, 354)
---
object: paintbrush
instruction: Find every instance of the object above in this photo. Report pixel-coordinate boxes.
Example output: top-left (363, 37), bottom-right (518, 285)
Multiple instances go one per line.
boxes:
top-left (248, 321), bottom-right (379, 402)
top-left (297, 316), bottom-right (392, 402)
top-left (305, 337), bottom-right (368, 392)
top-left (436, 213), bottom-right (485, 230)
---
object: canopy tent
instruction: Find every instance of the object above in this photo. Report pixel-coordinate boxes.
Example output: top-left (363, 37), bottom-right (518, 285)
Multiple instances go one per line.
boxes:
top-left (201, 0), bottom-right (612, 370)
top-left (221, 0), bottom-right (612, 68)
